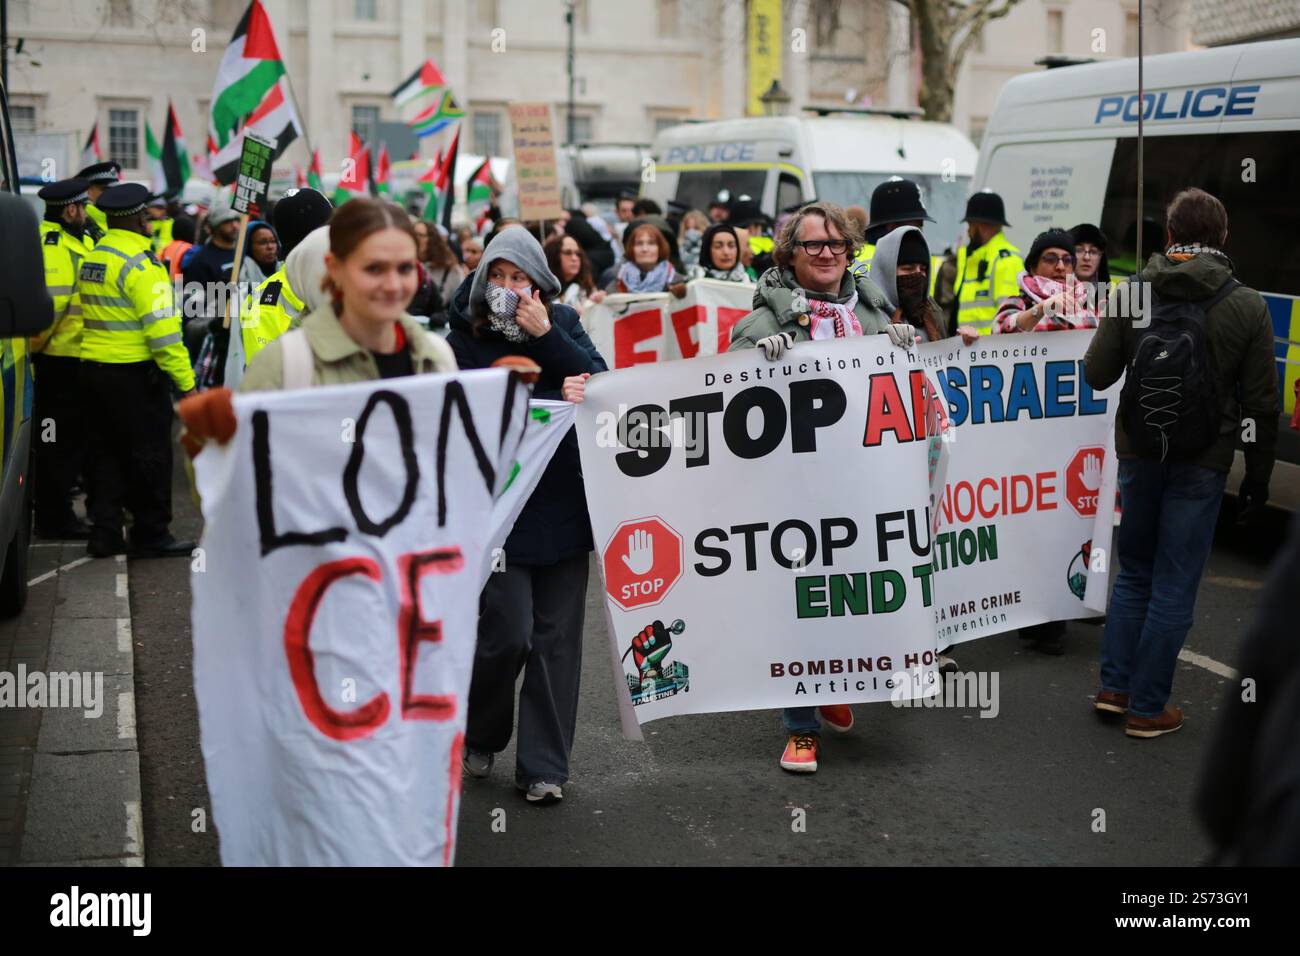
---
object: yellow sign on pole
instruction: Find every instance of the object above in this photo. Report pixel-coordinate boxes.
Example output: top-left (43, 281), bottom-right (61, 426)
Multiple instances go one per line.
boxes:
top-left (747, 0), bottom-right (782, 116)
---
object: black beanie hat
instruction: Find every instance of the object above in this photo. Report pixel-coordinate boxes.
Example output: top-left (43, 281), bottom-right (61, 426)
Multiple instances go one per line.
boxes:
top-left (1025, 228), bottom-right (1077, 272)
top-left (273, 188), bottom-right (333, 257)
top-left (898, 230), bottom-right (930, 269)
top-left (1069, 222), bottom-right (1107, 250)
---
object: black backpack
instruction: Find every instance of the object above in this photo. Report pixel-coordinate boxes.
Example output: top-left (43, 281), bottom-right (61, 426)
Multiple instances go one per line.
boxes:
top-left (1119, 277), bottom-right (1238, 461)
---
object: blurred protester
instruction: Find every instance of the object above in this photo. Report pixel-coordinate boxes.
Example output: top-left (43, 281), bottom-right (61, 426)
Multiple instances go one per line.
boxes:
top-left (1071, 222), bottom-right (1112, 304)
top-left (409, 220), bottom-right (465, 332)
top-left (708, 195), bottom-right (731, 223)
top-left (678, 209), bottom-right (710, 272)
top-left (688, 222), bottom-right (754, 283)
top-left (545, 234), bottom-right (606, 315)
top-left (160, 214), bottom-right (196, 280)
top-left (611, 223), bottom-right (686, 296)
top-left (462, 237), bottom-right (485, 272)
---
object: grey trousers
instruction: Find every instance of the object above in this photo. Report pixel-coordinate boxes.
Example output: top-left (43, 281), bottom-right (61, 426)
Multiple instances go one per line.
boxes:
top-left (465, 554), bottom-right (589, 787)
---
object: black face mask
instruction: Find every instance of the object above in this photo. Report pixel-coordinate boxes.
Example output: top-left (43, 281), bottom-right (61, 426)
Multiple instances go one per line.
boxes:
top-left (897, 271), bottom-right (928, 318)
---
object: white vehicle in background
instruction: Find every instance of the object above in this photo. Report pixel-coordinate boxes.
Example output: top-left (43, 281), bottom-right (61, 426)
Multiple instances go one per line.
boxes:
top-left (975, 38), bottom-right (1300, 505)
top-left (643, 110), bottom-right (979, 254)
top-left (556, 143), bottom-right (650, 224)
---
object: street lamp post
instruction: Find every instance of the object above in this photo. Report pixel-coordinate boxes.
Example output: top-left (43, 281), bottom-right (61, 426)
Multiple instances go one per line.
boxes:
top-left (565, 0), bottom-right (575, 145)
top-left (760, 79), bottom-right (791, 117)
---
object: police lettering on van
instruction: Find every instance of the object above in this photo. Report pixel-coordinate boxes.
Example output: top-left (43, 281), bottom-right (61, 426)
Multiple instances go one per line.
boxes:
top-left (1094, 85), bottom-right (1259, 124)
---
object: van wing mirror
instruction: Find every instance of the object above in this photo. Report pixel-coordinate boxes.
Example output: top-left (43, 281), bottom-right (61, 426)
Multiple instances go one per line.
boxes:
top-left (0, 193), bottom-right (54, 337)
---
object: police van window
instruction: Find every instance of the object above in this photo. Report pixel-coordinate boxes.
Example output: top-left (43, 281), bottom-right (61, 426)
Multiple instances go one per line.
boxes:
top-left (1101, 132), bottom-right (1300, 296)
top-left (815, 172), bottom-right (971, 255)
top-left (674, 170), bottom-right (765, 216)
top-left (777, 172), bottom-right (802, 215)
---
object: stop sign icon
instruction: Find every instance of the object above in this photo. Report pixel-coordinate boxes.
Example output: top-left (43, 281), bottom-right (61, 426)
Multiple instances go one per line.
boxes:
top-left (1065, 445), bottom-right (1106, 517)
top-left (602, 517), bottom-right (683, 612)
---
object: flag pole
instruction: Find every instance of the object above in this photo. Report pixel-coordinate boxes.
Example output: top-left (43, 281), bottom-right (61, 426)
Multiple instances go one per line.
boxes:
top-left (223, 213), bottom-right (251, 331)
top-left (282, 71), bottom-right (316, 170)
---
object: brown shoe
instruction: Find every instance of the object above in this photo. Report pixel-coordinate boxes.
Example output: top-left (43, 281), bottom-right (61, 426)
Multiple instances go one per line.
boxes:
top-left (1094, 689), bottom-right (1129, 715)
top-left (1125, 706), bottom-right (1184, 738)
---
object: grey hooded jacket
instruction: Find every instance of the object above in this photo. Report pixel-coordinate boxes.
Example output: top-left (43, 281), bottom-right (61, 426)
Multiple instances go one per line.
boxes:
top-left (871, 224), bottom-right (950, 342)
top-left (728, 266), bottom-right (892, 352)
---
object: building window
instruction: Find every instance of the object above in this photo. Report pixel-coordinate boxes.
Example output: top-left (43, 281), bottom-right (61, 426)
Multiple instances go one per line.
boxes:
top-left (654, 116), bottom-right (683, 134)
top-left (354, 0), bottom-right (378, 21)
top-left (475, 0), bottom-right (499, 29)
top-left (566, 115), bottom-right (593, 144)
top-left (107, 0), bottom-right (133, 27)
top-left (473, 112), bottom-right (501, 156)
top-left (11, 105), bottom-right (37, 134)
top-left (657, 0), bottom-right (679, 37)
top-left (573, 0), bottom-right (589, 32)
top-left (813, 0), bottom-right (839, 47)
top-left (352, 105), bottom-right (380, 146)
top-left (1046, 9), bottom-right (1064, 52)
top-left (108, 108), bottom-right (140, 170)
top-left (1124, 12), bottom-right (1140, 57)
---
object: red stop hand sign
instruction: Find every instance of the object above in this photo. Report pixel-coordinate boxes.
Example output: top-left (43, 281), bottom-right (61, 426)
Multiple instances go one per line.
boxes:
top-left (1065, 445), bottom-right (1106, 517)
top-left (602, 517), bottom-right (683, 611)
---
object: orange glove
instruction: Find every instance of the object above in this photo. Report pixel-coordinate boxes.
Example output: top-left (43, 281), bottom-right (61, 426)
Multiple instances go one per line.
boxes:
top-left (491, 355), bottom-right (541, 385)
top-left (177, 388), bottom-right (237, 458)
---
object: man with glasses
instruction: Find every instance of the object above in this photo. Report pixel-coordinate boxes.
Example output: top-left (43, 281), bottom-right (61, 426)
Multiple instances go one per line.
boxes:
top-left (728, 201), bottom-right (915, 773)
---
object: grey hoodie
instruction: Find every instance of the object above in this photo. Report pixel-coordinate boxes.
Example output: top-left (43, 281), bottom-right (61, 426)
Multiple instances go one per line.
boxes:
top-left (871, 224), bottom-right (929, 313)
top-left (468, 227), bottom-right (561, 315)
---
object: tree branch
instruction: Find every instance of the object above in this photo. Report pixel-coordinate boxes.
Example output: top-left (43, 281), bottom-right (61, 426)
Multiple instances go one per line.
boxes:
top-left (949, 0), bottom-right (1021, 84)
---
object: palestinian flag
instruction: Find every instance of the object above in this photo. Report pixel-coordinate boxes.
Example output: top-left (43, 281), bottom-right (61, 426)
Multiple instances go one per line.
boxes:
top-left (375, 143), bottom-right (392, 196)
top-left (391, 59), bottom-right (447, 109)
top-left (160, 101), bottom-right (191, 197)
top-left (467, 158), bottom-right (494, 206)
top-left (307, 149), bottom-right (323, 191)
top-left (333, 132), bottom-right (371, 205)
top-left (294, 165), bottom-right (307, 188)
top-left (409, 90), bottom-right (465, 139)
top-left (207, 0), bottom-right (303, 185)
top-left (439, 125), bottom-right (460, 231)
top-left (146, 121), bottom-right (166, 196)
top-left (418, 152), bottom-right (441, 222)
top-left (79, 122), bottom-right (103, 168)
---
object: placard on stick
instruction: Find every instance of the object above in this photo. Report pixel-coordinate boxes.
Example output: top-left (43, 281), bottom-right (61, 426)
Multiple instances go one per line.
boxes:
top-left (233, 130), bottom-right (277, 215)
top-left (508, 102), bottom-right (564, 222)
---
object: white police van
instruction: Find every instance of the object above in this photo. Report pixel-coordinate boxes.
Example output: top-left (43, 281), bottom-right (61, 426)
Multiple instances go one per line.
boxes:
top-left (644, 112), bottom-right (978, 254)
top-left (975, 39), bottom-right (1300, 500)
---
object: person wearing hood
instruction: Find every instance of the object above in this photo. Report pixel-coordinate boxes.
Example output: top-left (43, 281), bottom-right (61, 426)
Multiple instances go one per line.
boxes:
top-left (688, 222), bottom-right (756, 283)
top-left (445, 228), bottom-right (607, 805)
top-left (1084, 188), bottom-right (1278, 740)
top-left (1070, 222), bottom-right (1111, 303)
top-left (678, 209), bottom-right (710, 273)
top-left (728, 201), bottom-right (913, 774)
top-left (239, 187), bottom-right (335, 365)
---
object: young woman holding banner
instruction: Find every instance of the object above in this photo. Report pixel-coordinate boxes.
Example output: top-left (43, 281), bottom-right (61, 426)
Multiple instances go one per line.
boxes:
top-left (446, 227), bottom-right (608, 805)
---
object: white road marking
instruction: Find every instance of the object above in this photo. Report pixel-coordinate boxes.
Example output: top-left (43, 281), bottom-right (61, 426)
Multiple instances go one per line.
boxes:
top-left (1179, 648), bottom-right (1237, 680)
top-left (26, 555), bottom-right (92, 587)
top-left (117, 617), bottom-right (132, 653)
top-left (117, 691), bottom-right (136, 740)
top-left (1201, 575), bottom-right (1264, 591)
top-left (124, 801), bottom-right (143, 858)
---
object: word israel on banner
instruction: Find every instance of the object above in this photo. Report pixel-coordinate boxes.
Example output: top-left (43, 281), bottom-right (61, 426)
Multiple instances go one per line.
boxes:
top-left (578, 335), bottom-right (942, 734)
top-left (916, 330), bottom-right (1122, 644)
top-left (191, 371), bottom-right (572, 866)
top-left (582, 279), bottom-right (754, 368)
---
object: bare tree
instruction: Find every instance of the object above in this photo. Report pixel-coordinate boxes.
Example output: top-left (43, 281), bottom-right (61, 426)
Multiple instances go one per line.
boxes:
top-left (897, 0), bottom-right (1024, 122)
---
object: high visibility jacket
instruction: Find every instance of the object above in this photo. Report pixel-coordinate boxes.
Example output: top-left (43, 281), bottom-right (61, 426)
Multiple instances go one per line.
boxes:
top-left (748, 234), bottom-right (774, 257)
top-left (85, 203), bottom-right (108, 242)
top-left (852, 242), bottom-right (945, 296)
top-left (954, 231), bottom-right (1023, 335)
top-left (76, 228), bottom-right (195, 392)
top-left (33, 222), bottom-right (95, 358)
top-left (160, 239), bottom-right (193, 279)
top-left (240, 266), bottom-right (305, 364)
top-left (150, 217), bottom-right (174, 256)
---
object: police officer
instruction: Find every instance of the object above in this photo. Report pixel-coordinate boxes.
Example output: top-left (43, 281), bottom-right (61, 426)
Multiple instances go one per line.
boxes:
top-left (952, 190), bottom-right (1024, 337)
top-left (146, 196), bottom-right (174, 256)
top-left (75, 161), bottom-right (121, 243)
top-left (729, 198), bottom-right (775, 275)
top-left (239, 187), bottom-right (333, 364)
top-left (76, 183), bottom-right (197, 558)
top-left (852, 178), bottom-right (946, 292)
top-left (32, 178), bottom-right (95, 539)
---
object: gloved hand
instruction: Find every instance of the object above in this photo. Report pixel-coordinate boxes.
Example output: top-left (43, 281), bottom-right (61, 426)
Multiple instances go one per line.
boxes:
top-left (177, 387), bottom-right (237, 458)
top-left (883, 323), bottom-right (916, 348)
top-left (1237, 476), bottom-right (1269, 519)
top-left (756, 331), bottom-right (796, 361)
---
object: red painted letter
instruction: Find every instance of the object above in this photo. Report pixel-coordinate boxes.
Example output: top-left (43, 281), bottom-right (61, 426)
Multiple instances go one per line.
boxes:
top-left (397, 547), bottom-right (465, 721)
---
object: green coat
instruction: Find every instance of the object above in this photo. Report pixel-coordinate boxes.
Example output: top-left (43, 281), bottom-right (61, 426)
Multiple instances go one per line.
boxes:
top-left (239, 306), bottom-right (458, 392)
top-left (1083, 252), bottom-right (1279, 480)
top-left (728, 266), bottom-right (893, 352)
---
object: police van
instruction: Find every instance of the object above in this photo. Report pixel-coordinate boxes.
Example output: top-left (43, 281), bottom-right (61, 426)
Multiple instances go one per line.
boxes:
top-left (974, 38), bottom-right (1300, 497)
top-left (643, 112), bottom-right (978, 254)
top-left (0, 75), bottom-right (54, 615)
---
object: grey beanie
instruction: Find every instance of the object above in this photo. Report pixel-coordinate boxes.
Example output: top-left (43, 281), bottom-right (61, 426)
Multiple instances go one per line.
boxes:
top-left (468, 227), bottom-right (560, 313)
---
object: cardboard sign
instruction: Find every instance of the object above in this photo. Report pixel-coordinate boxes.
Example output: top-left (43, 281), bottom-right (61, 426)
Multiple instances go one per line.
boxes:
top-left (232, 130), bottom-right (276, 214)
top-left (508, 102), bottom-right (564, 222)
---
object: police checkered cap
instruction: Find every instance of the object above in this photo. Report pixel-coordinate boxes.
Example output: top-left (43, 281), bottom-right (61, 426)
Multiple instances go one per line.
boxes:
top-left (95, 182), bottom-right (154, 217)
top-left (38, 178), bottom-right (91, 207)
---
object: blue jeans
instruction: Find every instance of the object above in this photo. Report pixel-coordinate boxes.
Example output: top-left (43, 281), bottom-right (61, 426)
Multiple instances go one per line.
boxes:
top-left (782, 707), bottom-right (820, 735)
top-left (1100, 459), bottom-right (1226, 717)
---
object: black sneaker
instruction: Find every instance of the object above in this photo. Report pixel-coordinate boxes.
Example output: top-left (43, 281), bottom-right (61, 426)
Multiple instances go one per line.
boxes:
top-left (128, 535), bottom-right (197, 559)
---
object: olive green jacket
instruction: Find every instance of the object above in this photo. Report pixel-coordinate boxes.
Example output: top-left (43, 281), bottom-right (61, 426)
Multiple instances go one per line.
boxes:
top-left (240, 306), bottom-right (458, 392)
top-left (728, 266), bottom-right (893, 352)
top-left (1083, 252), bottom-right (1279, 479)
